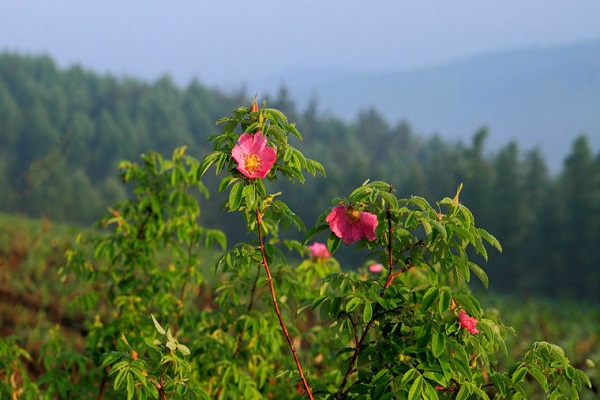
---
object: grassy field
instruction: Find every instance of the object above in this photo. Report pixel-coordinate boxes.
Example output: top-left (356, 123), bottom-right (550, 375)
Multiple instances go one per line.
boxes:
top-left (1, 212), bottom-right (598, 397)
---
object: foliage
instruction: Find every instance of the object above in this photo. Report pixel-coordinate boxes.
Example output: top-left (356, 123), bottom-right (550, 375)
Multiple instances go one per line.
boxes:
top-left (1, 102), bottom-right (591, 400)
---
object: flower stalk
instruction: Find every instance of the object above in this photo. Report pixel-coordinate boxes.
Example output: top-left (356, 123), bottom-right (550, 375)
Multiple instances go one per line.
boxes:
top-left (255, 208), bottom-right (314, 400)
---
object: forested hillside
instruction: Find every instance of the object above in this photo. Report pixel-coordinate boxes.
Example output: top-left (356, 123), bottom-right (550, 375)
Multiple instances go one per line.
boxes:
top-left (1, 53), bottom-right (599, 301)
top-left (277, 38), bottom-right (600, 171)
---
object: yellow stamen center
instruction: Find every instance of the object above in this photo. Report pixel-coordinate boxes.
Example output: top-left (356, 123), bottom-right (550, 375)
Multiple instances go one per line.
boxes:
top-left (244, 153), bottom-right (262, 174)
top-left (346, 208), bottom-right (360, 222)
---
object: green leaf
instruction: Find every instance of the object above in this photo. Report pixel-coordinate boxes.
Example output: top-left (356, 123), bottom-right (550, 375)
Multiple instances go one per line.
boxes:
top-left (420, 287), bottom-right (438, 311)
top-left (431, 219), bottom-right (446, 239)
top-left (242, 183), bottom-right (256, 209)
top-left (478, 228), bottom-right (502, 252)
top-left (327, 234), bottom-right (341, 255)
top-left (489, 372), bottom-right (507, 397)
top-left (456, 384), bottom-right (469, 400)
top-left (177, 343), bottom-right (191, 356)
top-left (151, 314), bottom-right (166, 335)
top-left (126, 372), bottom-right (135, 400)
top-left (432, 332), bottom-right (446, 358)
top-left (512, 366), bottom-right (528, 384)
top-left (197, 151), bottom-right (222, 178)
top-left (438, 288), bottom-right (451, 315)
top-left (468, 262), bottom-right (489, 288)
top-left (218, 174), bottom-right (238, 192)
top-left (408, 375), bottom-right (424, 400)
top-left (345, 297), bottom-right (362, 313)
top-left (453, 293), bottom-right (480, 316)
top-left (400, 368), bottom-right (419, 387)
top-left (424, 383), bottom-right (439, 400)
top-left (527, 365), bottom-right (548, 392)
top-left (228, 181), bottom-right (244, 211)
top-left (362, 301), bottom-right (373, 324)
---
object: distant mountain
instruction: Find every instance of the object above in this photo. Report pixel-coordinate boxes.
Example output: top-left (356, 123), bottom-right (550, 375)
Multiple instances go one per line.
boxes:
top-left (266, 39), bottom-right (600, 171)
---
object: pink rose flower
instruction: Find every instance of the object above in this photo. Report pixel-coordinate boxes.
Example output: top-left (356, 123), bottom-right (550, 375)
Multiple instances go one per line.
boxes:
top-left (308, 242), bottom-right (331, 259)
top-left (326, 205), bottom-right (378, 244)
top-left (368, 263), bottom-right (384, 273)
top-left (458, 310), bottom-right (479, 334)
top-left (231, 131), bottom-right (277, 179)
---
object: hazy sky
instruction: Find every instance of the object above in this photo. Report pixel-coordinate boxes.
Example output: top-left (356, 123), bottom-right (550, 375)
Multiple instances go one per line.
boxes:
top-left (3, 0), bottom-right (600, 89)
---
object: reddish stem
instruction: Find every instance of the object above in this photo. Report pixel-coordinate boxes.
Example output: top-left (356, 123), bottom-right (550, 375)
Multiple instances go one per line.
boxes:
top-left (255, 208), bottom-right (314, 400)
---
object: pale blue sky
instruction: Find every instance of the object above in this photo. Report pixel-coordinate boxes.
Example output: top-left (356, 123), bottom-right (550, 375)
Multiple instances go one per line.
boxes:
top-left (2, 0), bottom-right (600, 89)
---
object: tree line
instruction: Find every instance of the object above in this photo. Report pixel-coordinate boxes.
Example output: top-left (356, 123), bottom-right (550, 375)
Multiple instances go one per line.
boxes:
top-left (1, 52), bottom-right (599, 302)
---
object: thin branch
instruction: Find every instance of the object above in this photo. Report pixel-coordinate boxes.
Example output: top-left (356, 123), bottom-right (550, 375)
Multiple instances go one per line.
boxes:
top-left (255, 208), bottom-right (314, 400)
top-left (334, 315), bottom-right (378, 400)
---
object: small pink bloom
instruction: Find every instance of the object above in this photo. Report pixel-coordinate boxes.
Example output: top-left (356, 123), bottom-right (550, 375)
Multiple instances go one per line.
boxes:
top-left (458, 310), bottom-right (479, 334)
top-left (231, 131), bottom-right (277, 179)
top-left (326, 205), bottom-right (378, 244)
top-left (368, 263), bottom-right (384, 273)
top-left (308, 242), bottom-right (330, 259)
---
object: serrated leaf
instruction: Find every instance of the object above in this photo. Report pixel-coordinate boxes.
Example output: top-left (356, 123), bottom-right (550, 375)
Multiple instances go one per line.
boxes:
top-left (468, 261), bottom-right (489, 288)
top-left (228, 181), bottom-right (244, 211)
top-left (478, 228), bottom-right (502, 252)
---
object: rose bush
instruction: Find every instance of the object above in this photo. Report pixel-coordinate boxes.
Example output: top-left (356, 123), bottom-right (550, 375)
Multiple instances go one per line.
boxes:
top-left (1, 101), bottom-right (591, 399)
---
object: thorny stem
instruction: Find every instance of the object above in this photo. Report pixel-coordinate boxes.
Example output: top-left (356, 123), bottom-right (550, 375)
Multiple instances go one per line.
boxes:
top-left (334, 316), bottom-right (378, 400)
top-left (255, 208), bottom-right (314, 400)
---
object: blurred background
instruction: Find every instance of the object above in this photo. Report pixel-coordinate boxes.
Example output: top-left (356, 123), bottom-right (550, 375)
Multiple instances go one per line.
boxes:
top-left (1, 0), bottom-right (599, 322)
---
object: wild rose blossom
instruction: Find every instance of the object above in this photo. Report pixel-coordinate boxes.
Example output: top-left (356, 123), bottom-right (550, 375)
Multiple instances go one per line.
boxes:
top-left (231, 131), bottom-right (276, 179)
top-left (308, 242), bottom-right (330, 259)
top-left (368, 263), bottom-right (384, 273)
top-left (458, 310), bottom-right (479, 334)
top-left (326, 204), bottom-right (378, 244)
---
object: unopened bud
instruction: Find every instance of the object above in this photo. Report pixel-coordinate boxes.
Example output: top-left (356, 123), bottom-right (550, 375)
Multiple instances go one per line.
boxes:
top-left (251, 102), bottom-right (259, 113)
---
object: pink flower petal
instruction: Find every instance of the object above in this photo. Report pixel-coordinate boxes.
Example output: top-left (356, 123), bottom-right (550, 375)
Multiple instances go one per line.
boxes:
top-left (231, 131), bottom-right (276, 179)
top-left (458, 310), bottom-right (479, 334)
top-left (308, 242), bottom-right (330, 259)
top-left (326, 205), bottom-right (378, 244)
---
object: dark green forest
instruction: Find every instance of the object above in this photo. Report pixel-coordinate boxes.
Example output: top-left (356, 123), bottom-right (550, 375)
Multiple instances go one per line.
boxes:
top-left (1, 52), bottom-right (599, 302)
